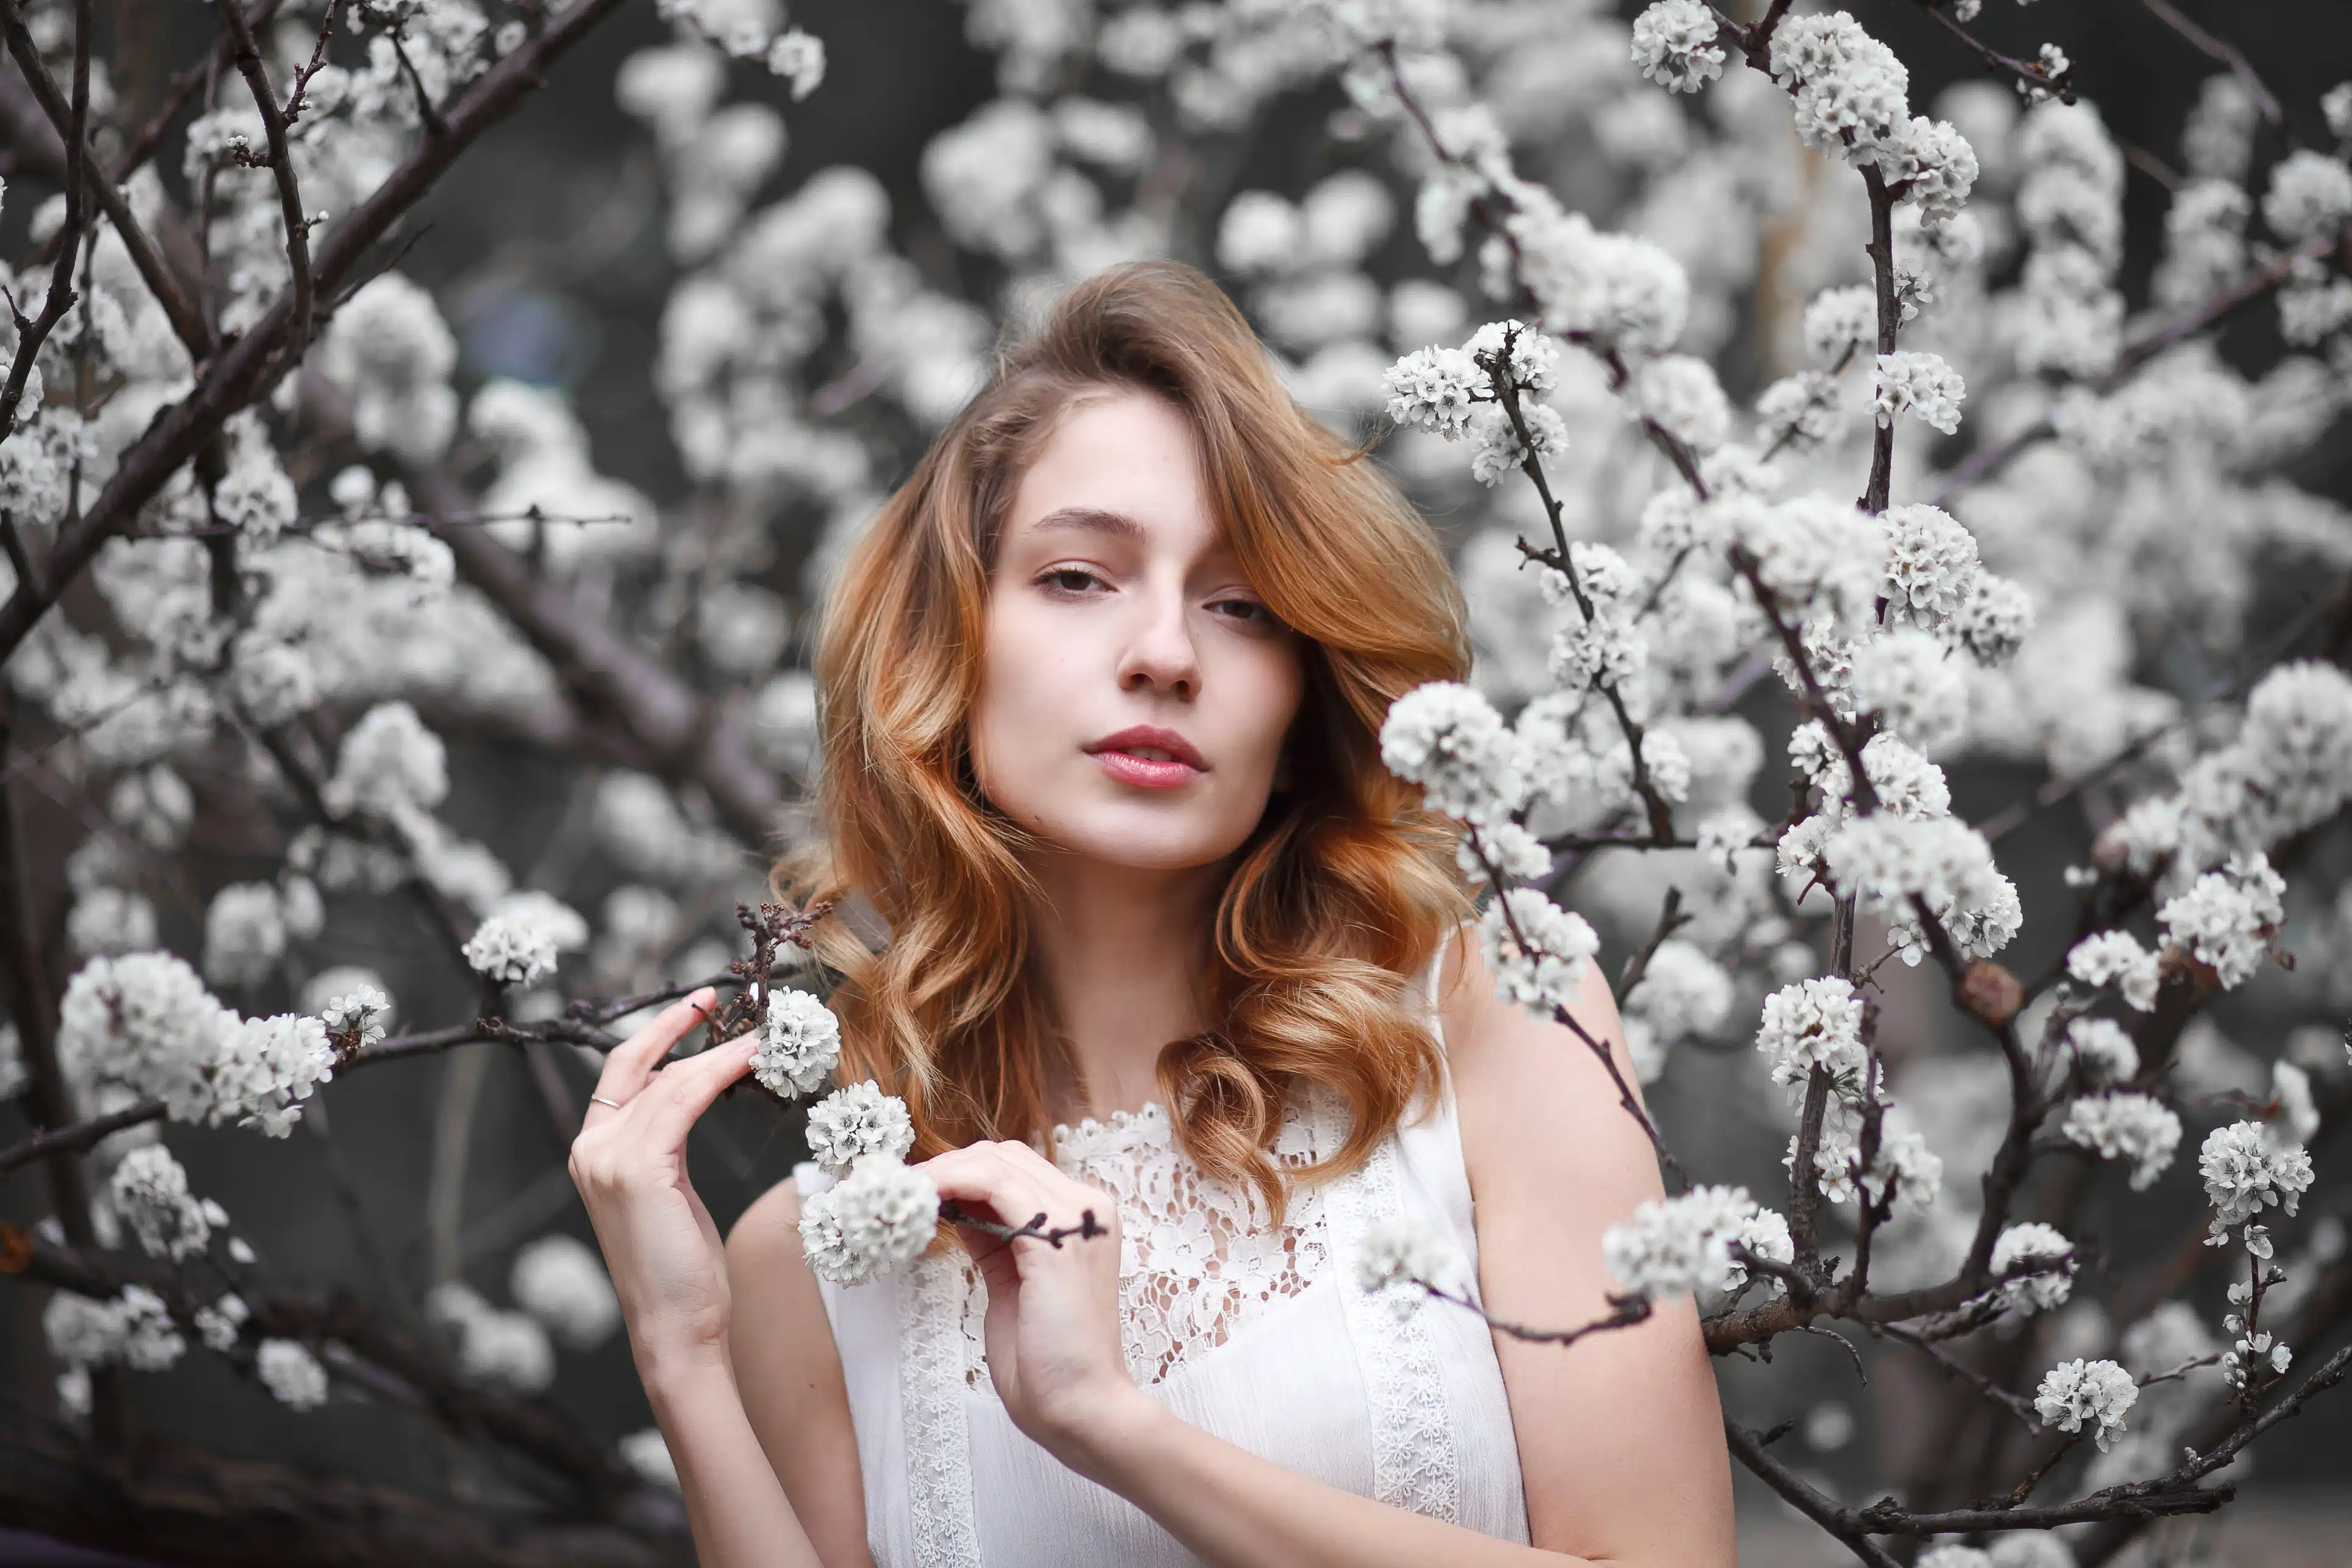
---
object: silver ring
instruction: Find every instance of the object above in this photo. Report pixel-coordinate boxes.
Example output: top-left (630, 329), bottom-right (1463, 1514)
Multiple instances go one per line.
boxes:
top-left (589, 1093), bottom-right (626, 1110)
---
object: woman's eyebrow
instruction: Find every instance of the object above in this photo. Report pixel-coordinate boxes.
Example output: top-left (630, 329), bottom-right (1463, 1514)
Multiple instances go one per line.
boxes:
top-left (1027, 506), bottom-right (1148, 544)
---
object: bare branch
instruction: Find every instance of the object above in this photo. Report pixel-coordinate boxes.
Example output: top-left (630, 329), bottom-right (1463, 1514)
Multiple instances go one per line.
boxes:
top-left (0, 1407), bottom-right (687, 1568)
top-left (212, 0), bottom-right (321, 346)
top-left (2138, 0), bottom-right (2283, 132)
top-left (0, 0), bottom-right (637, 670)
top-left (1726, 1420), bottom-right (1905, 1568)
top-left (0, 0), bottom-right (215, 364)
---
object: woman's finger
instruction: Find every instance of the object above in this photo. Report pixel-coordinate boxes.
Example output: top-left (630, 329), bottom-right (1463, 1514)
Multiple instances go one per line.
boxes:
top-left (585, 987), bottom-right (718, 1119)
top-left (922, 1144), bottom-right (1076, 1238)
top-left (632, 1029), bottom-right (763, 1150)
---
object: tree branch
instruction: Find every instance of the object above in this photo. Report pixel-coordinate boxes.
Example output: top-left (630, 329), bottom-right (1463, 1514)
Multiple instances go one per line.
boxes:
top-left (212, 0), bottom-right (319, 347)
top-left (0, 0), bottom-right (637, 669)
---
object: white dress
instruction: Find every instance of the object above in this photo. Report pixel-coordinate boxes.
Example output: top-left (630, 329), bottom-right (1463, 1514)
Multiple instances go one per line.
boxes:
top-left (796, 945), bottom-right (1530, 1567)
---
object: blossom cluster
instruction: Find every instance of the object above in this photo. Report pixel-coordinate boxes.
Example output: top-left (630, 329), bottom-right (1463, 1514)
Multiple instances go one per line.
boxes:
top-left (1601, 1185), bottom-right (1795, 1304)
top-left (55, 953), bottom-right (336, 1137)
top-left (799, 1151), bottom-right (942, 1288)
top-left (2033, 1357), bottom-right (2138, 1451)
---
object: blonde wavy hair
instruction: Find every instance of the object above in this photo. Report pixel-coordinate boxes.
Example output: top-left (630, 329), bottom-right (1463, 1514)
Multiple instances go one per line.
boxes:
top-left (775, 259), bottom-right (1474, 1221)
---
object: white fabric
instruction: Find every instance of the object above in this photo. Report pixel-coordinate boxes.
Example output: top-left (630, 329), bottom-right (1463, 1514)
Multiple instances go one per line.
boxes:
top-left (798, 943), bottom-right (1530, 1566)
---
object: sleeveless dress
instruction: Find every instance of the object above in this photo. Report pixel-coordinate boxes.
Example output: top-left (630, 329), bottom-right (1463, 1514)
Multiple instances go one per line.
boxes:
top-left (795, 944), bottom-right (1531, 1567)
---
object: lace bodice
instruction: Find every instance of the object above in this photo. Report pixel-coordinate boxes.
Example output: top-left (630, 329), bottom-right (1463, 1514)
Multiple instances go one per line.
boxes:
top-left (800, 941), bottom-right (1531, 1567)
top-left (944, 1097), bottom-right (1336, 1390)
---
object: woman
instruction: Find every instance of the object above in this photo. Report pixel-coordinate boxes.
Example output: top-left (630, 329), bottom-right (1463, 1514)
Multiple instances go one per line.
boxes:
top-left (570, 261), bottom-right (1736, 1567)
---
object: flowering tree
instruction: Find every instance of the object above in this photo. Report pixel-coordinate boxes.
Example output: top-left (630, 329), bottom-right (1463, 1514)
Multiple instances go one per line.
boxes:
top-left (1, 1), bottom-right (2348, 1563)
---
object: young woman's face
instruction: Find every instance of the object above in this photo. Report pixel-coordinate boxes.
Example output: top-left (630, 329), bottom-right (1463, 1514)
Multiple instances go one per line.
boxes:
top-left (970, 388), bottom-right (1307, 872)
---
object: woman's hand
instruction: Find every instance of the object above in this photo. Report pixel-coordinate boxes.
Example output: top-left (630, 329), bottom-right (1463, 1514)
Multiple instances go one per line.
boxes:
top-left (569, 987), bottom-right (760, 1383)
top-left (917, 1140), bottom-right (1153, 1469)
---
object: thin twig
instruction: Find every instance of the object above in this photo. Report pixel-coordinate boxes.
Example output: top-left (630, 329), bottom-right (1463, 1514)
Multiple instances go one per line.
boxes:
top-left (212, 0), bottom-right (320, 345)
top-left (2138, 0), bottom-right (2283, 131)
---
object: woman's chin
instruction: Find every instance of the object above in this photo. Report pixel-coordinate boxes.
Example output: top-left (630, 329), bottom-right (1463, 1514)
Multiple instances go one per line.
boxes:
top-left (1028, 808), bottom-right (1255, 875)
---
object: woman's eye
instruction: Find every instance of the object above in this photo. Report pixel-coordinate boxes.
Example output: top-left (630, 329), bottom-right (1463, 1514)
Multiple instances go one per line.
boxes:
top-left (1212, 598), bottom-right (1278, 627)
top-left (1041, 568), bottom-right (1102, 594)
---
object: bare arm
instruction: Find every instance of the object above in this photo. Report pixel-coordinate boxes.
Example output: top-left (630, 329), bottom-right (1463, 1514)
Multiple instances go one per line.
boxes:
top-left (1443, 925), bottom-right (1737, 1564)
top-left (727, 1176), bottom-right (876, 1567)
top-left (917, 930), bottom-right (1732, 1567)
top-left (568, 989), bottom-right (832, 1568)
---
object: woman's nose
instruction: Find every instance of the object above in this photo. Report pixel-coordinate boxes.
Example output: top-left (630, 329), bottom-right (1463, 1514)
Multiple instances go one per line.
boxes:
top-left (1115, 585), bottom-right (1199, 698)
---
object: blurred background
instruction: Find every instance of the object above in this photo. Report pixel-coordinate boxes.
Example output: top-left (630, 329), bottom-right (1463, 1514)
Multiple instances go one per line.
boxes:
top-left (3, 1), bottom-right (2350, 1563)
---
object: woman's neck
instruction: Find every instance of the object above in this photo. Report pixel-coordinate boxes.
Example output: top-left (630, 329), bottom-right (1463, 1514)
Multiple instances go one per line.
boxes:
top-left (1022, 850), bottom-right (1226, 1123)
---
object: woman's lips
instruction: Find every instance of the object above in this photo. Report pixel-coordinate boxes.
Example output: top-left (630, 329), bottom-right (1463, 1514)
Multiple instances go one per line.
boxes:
top-left (1093, 749), bottom-right (1201, 788)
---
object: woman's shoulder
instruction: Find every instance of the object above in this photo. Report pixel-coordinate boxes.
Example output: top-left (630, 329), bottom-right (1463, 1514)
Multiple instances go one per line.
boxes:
top-left (1430, 918), bottom-right (1650, 1187)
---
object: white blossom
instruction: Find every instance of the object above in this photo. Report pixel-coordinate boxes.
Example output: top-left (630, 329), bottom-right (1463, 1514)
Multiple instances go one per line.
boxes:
top-left (1851, 628), bottom-right (1969, 754)
top-left (620, 1427), bottom-right (680, 1489)
top-left (2271, 1060), bottom-right (2319, 1146)
top-left (323, 701), bottom-right (449, 820)
top-left (1951, 574), bottom-right (2035, 666)
top-left (1823, 814), bottom-right (2019, 962)
top-left (462, 913), bottom-right (560, 989)
top-left (1477, 888), bottom-right (1599, 1017)
top-left (1381, 680), bottom-right (1527, 827)
top-left (1736, 495), bottom-right (1887, 636)
top-left (2326, 82), bottom-right (2352, 142)
top-left (425, 1281), bottom-right (557, 1393)
top-left (1466, 400), bottom-right (1569, 486)
top-left (202, 883), bottom-right (288, 990)
top-left (1754, 975), bottom-right (1868, 1095)
top-left (2157, 853), bottom-right (2283, 988)
top-left (1602, 1184), bottom-right (1792, 1302)
top-left (2060, 1090), bottom-right (2183, 1189)
top-left (765, 28), bottom-right (824, 99)
top-left (805, 1080), bottom-right (917, 1174)
top-left (2198, 1120), bottom-right (2314, 1241)
top-left (0, 1023), bottom-right (23, 1101)
top-left (316, 979), bottom-right (394, 1047)
top-left (2066, 931), bottom-right (2160, 1011)
top-left (45, 1284), bottom-right (184, 1374)
top-left (108, 1145), bottom-right (220, 1260)
top-left (1918, 1550), bottom-right (1993, 1568)
top-left (2064, 1017), bottom-right (2139, 1087)
top-left (799, 1153), bottom-right (940, 1287)
top-left (1630, 1), bottom-right (1725, 94)
top-left (1990, 1223), bottom-right (2075, 1313)
top-left (68, 888), bottom-right (160, 959)
top-left (510, 1234), bottom-right (622, 1351)
top-left (211, 1014), bottom-right (336, 1136)
top-left (1351, 1210), bottom-right (1464, 1319)
top-left (314, 273), bottom-right (459, 464)
top-left (55, 952), bottom-right (239, 1128)
top-left (1803, 285), bottom-right (1877, 364)
top-left (1462, 319), bottom-right (1561, 394)
top-left (1506, 201), bottom-right (1689, 355)
top-left (1623, 941), bottom-right (1734, 1050)
top-left (1632, 354), bottom-right (1731, 451)
top-left (194, 1293), bottom-right (249, 1353)
top-left (1880, 504), bottom-right (1980, 627)
top-left (256, 1339), bottom-right (330, 1410)
top-left (1885, 116), bottom-right (1979, 224)
top-left (2261, 149), bottom-right (2352, 243)
top-left (1768, 13), bottom-right (1912, 164)
top-left (2034, 1357), bottom-right (2137, 1450)
top-left (1755, 371), bottom-right (1845, 450)
top-left (1873, 350), bottom-right (1966, 434)
top-left (754, 987), bottom-right (842, 1098)
top-left (1381, 345), bottom-right (1481, 436)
